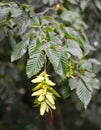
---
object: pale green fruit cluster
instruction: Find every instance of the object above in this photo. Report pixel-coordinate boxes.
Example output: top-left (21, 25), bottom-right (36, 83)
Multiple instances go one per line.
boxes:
top-left (31, 71), bottom-right (60, 116)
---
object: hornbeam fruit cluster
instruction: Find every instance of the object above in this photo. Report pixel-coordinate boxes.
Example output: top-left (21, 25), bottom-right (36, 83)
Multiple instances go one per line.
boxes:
top-left (31, 71), bottom-right (60, 116)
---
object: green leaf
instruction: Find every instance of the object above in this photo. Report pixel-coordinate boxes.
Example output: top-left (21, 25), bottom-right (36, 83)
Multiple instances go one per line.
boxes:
top-left (81, 60), bottom-right (92, 72)
top-left (61, 79), bottom-right (72, 99)
top-left (11, 38), bottom-right (29, 62)
top-left (46, 45), bottom-right (68, 78)
top-left (26, 50), bottom-right (44, 78)
top-left (67, 40), bottom-right (82, 50)
top-left (45, 46), bottom-right (59, 71)
top-left (60, 25), bottom-right (74, 40)
top-left (80, 0), bottom-right (90, 11)
top-left (60, 10), bottom-right (81, 24)
top-left (17, 19), bottom-right (32, 35)
top-left (28, 39), bottom-right (37, 57)
top-left (0, 8), bottom-right (10, 21)
top-left (67, 40), bottom-right (83, 59)
top-left (69, 78), bottom-right (79, 90)
top-left (92, 78), bottom-right (100, 89)
top-left (56, 46), bottom-right (68, 78)
top-left (68, 0), bottom-right (77, 5)
top-left (60, 9), bottom-right (85, 30)
top-left (88, 58), bottom-right (101, 65)
top-left (84, 44), bottom-right (96, 52)
top-left (80, 75), bottom-right (93, 92)
top-left (67, 48), bottom-right (82, 59)
top-left (95, 0), bottom-right (101, 11)
top-left (76, 79), bottom-right (92, 109)
top-left (48, 32), bottom-right (62, 45)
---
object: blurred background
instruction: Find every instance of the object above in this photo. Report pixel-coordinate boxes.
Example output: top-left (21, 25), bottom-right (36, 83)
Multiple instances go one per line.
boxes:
top-left (0, 0), bottom-right (101, 130)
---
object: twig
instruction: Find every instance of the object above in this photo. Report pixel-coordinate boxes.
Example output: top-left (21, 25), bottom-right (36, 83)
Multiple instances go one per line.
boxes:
top-left (13, 0), bottom-right (21, 6)
top-left (44, 52), bottom-right (47, 72)
top-left (36, 7), bottom-right (54, 16)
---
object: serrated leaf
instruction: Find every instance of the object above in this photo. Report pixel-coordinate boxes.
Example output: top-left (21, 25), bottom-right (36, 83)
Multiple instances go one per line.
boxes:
top-left (0, 8), bottom-right (10, 21)
top-left (81, 60), bottom-right (92, 72)
top-left (60, 25), bottom-right (74, 40)
top-left (11, 38), bottom-right (29, 62)
top-left (61, 80), bottom-right (72, 99)
top-left (48, 32), bottom-right (62, 45)
top-left (56, 46), bottom-right (68, 78)
top-left (88, 58), bottom-right (101, 65)
top-left (80, 75), bottom-right (93, 92)
top-left (26, 50), bottom-right (44, 78)
top-left (28, 40), bottom-right (41, 58)
top-left (68, 0), bottom-right (77, 5)
top-left (80, 0), bottom-right (90, 11)
top-left (76, 79), bottom-right (92, 109)
top-left (92, 78), bottom-right (100, 89)
top-left (67, 39), bottom-right (83, 59)
top-left (84, 44), bottom-right (96, 52)
top-left (69, 78), bottom-right (79, 90)
top-left (68, 39), bottom-right (82, 51)
top-left (63, 27), bottom-right (74, 40)
top-left (67, 48), bottom-right (82, 59)
top-left (45, 46), bottom-right (59, 71)
top-left (60, 10), bottom-right (80, 24)
top-left (95, 0), bottom-right (101, 11)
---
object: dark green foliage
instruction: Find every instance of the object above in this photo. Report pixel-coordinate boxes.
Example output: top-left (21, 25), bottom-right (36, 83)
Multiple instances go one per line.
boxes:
top-left (0, 0), bottom-right (101, 112)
